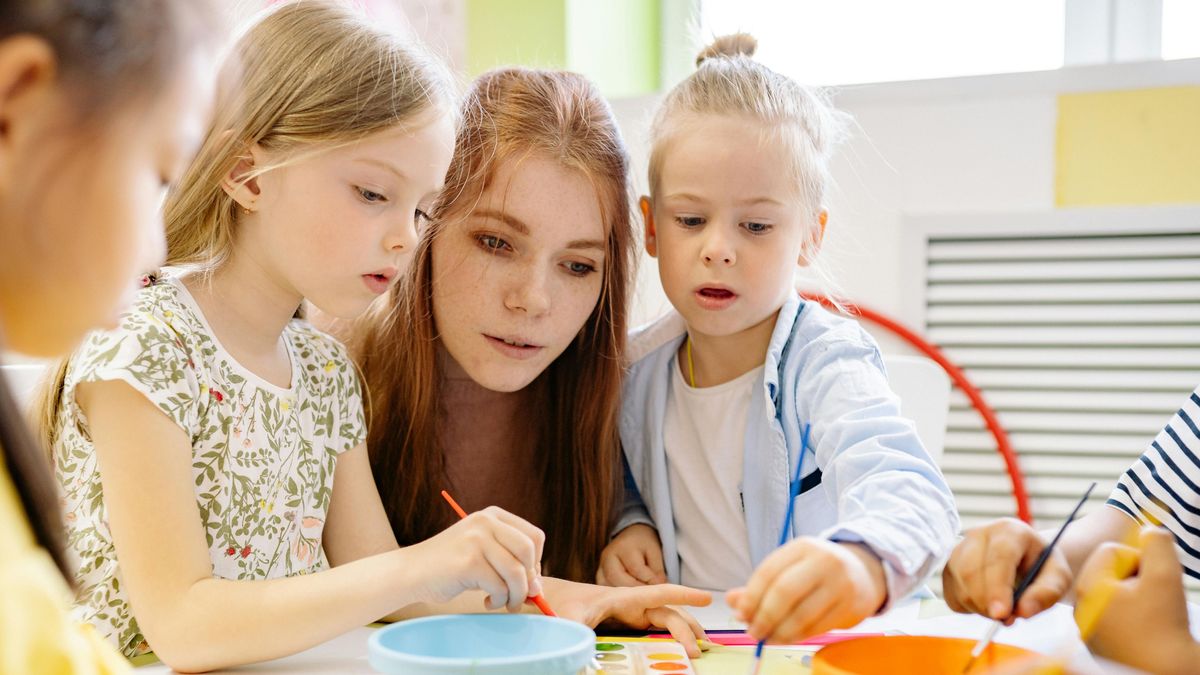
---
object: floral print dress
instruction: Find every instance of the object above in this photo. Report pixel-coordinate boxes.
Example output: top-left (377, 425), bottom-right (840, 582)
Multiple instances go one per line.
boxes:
top-left (52, 276), bottom-right (366, 658)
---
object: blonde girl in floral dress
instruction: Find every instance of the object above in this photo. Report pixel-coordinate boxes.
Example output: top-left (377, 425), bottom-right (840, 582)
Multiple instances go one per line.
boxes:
top-left (37, 3), bottom-right (553, 671)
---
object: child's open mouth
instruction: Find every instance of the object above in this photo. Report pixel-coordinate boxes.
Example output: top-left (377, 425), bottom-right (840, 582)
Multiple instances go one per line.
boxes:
top-left (694, 286), bottom-right (737, 310)
top-left (362, 271), bottom-right (393, 295)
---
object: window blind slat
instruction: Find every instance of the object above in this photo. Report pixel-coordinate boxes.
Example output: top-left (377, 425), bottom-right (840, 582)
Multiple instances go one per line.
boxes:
top-left (947, 409), bottom-right (1168, 434)
top-left (931, 325), bottom-right (1200, 346)
top-left (948, 389), bottom-right (1184, 412)
top-left (928, 236), bottom-right (1200, 261)
top-left (942, 346), bottom-right (1200, 368)
top-left (943, 430), bottom-right (1149, 455)
top-left (961, 368), bottom-right (1200, 391)
top-left (928, 280), bottom-right (1200, 303)
top-left (929, 259), bottom-right (1200, 282)
top-left (928, 303), bottom-right (1200, 325)
top-left (942, 453), bottom-right (1134, 477)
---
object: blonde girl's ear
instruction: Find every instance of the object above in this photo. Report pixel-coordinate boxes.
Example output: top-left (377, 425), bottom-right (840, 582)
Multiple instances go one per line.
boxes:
top-left (221, 142), bottom-right (264, 213)
top-left (640, 196), bottom-right (658, 258)
top-left (0, 36), bottom-right (56, 188)
top-left (799, 208), bottom-right (829, 266)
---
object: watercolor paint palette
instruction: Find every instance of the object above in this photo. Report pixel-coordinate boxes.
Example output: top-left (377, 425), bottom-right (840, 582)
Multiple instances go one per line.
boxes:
top-left (592, 638), bottom-right (695, 674)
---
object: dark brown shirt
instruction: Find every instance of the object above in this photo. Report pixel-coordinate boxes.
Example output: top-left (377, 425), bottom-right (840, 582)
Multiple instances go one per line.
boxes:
top-left (436, 361), bottom-right (542, 530)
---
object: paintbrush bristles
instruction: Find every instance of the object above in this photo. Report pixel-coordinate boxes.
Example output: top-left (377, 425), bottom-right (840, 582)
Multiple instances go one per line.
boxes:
top-left (960, 621), bottom-right (1000, 673)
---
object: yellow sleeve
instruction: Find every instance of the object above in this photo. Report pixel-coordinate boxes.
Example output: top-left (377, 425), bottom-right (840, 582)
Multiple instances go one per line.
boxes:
top-left (0, 462), bottom-right (129, 674)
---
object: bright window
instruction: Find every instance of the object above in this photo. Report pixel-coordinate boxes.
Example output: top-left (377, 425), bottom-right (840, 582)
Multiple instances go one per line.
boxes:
top-left (699, 0), bottom-right (1066, 86)
top-left (1162, 0), bottom-right (1200, 60)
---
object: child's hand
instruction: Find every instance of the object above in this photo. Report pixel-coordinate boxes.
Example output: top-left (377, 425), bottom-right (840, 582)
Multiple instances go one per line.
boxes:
top-left (549, 579), bottom-right (712, 657)
top-left (406, 506), bottom-right (545, 612)
top-left (596, 524), bottom-right (668, 586)
top-left (942, 517), bottom-right (1073, 623)
top-left (727, 538), bottom-right (886, 644)
top-left (1074, 528), bottom-right (1200, 675)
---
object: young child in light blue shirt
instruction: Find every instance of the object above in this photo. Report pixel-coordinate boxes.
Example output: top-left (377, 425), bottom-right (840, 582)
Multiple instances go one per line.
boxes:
top-left (599, 33), bottom-right (959, 645)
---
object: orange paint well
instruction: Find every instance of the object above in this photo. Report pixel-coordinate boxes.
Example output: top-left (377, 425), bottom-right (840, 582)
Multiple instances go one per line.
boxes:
top-left (812, 636), bottom-right (1046, 675)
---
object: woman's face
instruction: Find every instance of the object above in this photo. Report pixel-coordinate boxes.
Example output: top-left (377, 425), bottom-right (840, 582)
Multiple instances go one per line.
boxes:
top-left (431, 154), bottom-right (607, 392)
top-left (0, 47), bottom-right (215, 356)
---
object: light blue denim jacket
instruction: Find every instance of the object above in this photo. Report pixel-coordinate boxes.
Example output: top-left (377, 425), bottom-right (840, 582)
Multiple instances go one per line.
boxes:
top-left (617, 294), bottom-right (960, 603)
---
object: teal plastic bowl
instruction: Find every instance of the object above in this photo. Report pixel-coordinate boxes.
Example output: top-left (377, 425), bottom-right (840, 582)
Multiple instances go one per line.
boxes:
top-left (368, 614), bottom-right (596, 675)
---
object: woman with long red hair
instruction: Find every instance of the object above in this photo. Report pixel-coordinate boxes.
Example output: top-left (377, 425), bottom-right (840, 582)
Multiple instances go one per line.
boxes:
top-left (351, 67), bottom-right (710, 652)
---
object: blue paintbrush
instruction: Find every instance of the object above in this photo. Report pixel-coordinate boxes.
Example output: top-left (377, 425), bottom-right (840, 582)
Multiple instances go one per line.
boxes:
top-left (748, 423), bottom-right (810, 675)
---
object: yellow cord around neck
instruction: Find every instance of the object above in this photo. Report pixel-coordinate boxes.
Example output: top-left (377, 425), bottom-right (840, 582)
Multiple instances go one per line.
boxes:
top-left (686, 334), bottom-right (696, 387)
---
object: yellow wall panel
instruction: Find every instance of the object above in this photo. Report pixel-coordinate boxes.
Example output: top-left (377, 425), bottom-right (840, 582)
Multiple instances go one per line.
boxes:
top-left (1056, 86), bottom-right (1200, 207)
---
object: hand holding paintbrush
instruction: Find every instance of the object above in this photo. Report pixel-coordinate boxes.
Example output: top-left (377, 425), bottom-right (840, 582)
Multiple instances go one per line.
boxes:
top-left (441, 490), bottom-right (557, 616)
top-left (960, 482), bottom-right (1096, 673)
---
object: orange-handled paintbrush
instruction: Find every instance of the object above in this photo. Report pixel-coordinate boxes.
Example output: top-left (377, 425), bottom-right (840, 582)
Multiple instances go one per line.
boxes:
top-left (440, 489), bottom-right (557, 617)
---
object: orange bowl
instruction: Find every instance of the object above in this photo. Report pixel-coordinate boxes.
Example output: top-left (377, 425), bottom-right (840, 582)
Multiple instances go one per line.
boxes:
top-left (812, 635), bottom-right (1047, 675)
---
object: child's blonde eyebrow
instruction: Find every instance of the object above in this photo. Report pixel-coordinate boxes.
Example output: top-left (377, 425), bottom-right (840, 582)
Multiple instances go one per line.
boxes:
top-left (353, 157), bottom-right (408, 181)
top-left (661, 192), bottom-right (785, 208)
top-left (661, 192), bottom-right (708, 204)
top-left (737, 196), bottom-right (786, 207)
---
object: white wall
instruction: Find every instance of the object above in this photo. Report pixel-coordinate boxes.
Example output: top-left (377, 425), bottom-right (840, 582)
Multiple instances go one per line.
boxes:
top-left (611, 57), bottom-right (1200, 348)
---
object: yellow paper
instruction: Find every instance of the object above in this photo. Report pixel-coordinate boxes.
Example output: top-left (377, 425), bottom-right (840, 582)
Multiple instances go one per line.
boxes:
top-left (692, 645), bottom-right (813, 675)
top-left (1056, 86), bottom-right (1200, 206)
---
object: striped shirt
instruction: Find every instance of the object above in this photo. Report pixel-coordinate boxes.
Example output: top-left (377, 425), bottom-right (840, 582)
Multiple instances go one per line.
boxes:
top-left (1107, 385), bottom-right (1200, 580)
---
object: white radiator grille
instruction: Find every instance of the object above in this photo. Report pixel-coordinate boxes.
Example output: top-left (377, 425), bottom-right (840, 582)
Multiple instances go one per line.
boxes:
top-left (905, 209), bottom-right (1200, 597)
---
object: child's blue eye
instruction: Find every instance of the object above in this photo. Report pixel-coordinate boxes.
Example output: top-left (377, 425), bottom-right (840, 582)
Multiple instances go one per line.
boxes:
top-left (414, 209), bottom-right (430, 225)
top-left (743, 221), bottom-right (772, 234)
top-left (675, 216), bottom-right (705, 228)
top-left (357, 187), bottom-right (386, 203)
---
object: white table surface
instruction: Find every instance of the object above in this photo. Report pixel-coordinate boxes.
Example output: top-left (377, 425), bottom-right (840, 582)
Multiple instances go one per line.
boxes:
top-left (136, 595), bottom-right (1200, 673)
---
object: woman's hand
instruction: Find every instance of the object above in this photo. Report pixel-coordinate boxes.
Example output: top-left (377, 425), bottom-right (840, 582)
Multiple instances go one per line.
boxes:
top-left (727, 538), bottom-right (886, 644)
top-left (596, 524), bottom-right (668, 586)
top-left (404, 506), bottom-right (545, 612)
top-left (546, 578), bottom-right (711, 657)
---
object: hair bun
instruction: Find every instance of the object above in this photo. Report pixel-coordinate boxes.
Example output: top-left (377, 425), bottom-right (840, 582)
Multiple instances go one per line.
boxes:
top-left (695, 33), bottom-right (758, 66)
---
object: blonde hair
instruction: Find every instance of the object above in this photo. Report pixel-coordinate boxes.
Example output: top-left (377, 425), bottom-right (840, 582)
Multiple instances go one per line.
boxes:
top-left (648, 33), bottom-right (848, 228)
top-left (39, 0), bottom-right (457, 448)
top-left (163, 0), bottom-right (458, 269)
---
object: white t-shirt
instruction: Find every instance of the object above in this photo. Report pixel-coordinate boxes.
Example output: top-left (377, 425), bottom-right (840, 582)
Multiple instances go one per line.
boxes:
top-left (663, 354), bottom-right (762, 591)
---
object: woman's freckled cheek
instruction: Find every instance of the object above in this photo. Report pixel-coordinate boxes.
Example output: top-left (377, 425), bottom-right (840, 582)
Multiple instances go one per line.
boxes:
top-left (432, 241), bottom-right (480, 306)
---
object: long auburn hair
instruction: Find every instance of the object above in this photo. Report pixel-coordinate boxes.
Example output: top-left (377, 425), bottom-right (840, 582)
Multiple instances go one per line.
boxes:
top-left (354, 68), bottom-right (636, 582)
